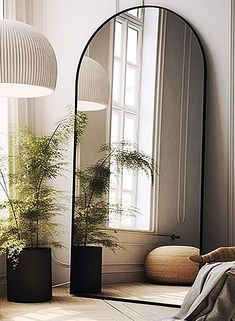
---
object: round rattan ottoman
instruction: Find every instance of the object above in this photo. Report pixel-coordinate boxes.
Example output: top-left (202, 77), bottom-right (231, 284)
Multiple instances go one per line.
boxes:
top-left (145, 245), bottom-right (199, 285)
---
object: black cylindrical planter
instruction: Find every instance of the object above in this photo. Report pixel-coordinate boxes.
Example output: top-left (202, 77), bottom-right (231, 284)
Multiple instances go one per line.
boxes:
top-left (70, 246), bottom-right (102, 294)
top-left (7, 247), bottom-right (52, 303)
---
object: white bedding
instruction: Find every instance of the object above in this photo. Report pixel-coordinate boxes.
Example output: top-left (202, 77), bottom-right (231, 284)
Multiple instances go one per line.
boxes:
top-left (156, 262), bottom-right (235, 321)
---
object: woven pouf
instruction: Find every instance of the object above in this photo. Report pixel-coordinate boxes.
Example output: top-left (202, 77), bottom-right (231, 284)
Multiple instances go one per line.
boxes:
top-left (145, 245), bottom-right (199, 285)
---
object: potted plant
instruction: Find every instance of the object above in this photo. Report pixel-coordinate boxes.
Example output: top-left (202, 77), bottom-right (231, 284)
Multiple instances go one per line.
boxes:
top-left (0, 110), bottom-right (87, 303)
top-left (70, 141), bottom-right (157, 294)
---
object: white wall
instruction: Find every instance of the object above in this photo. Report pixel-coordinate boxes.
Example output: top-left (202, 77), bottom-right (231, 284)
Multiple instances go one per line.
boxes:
top-left (0, 0), bottom-right (232, 290)
top-left (141, 0), bottom-right (231, 253)
top-left (157, 10), bottom-right (204, 248)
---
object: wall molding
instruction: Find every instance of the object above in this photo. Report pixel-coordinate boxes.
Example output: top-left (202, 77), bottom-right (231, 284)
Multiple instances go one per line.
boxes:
top-left (177, 24), bottom-right (187, 224)
top-left (103, 269), bottom-right (144, 275)
top-left (117, 241), bottom-right (157, 246)
top-left (0, 272), bottom-right (6, 296)
top-left (103, 262), bottom-right (143, 266)
top-left (177, 26), bottom-right (192, 224)
top-left (228, 0), bottom-right (235, 246)
top-left (153, 9), bottom-right (166, 232)
top-left (102, 262), bottom-right (144, 274)
top-left (0, 283), bottom-right (6, 296)
top-left (102, 262), bottom-right (145, 283)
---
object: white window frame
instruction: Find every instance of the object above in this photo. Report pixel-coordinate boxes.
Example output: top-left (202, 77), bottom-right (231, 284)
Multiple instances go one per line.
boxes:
top-left (109, 8), bottom-right (161, 233)
top-left (109, 13), bottom-right (144, 230)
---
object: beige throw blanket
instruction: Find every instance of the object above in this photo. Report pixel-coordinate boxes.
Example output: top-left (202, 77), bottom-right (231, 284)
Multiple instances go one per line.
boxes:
top-left (158, 261), bottom-right (235, 321)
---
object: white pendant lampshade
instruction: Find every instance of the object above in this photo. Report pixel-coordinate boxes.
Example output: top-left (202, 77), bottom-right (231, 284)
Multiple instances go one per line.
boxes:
top-left (0, 19), bottom-right (57, 98)
top-left (78, 56), bottom-right (110, 111)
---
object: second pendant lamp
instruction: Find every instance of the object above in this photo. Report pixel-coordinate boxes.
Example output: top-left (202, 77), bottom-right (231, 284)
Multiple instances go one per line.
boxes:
top-left (77, 56), bottom-right (110, 111)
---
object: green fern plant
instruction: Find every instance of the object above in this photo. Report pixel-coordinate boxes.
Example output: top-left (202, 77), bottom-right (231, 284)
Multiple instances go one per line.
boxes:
top-left (0, 109), bottom-right (87, 265)
top-left (73, 141), bottom-right (157, 251)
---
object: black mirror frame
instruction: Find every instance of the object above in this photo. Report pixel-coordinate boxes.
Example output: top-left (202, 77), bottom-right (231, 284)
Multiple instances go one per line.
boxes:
top-left (70, 5), bottom-right (207, 306)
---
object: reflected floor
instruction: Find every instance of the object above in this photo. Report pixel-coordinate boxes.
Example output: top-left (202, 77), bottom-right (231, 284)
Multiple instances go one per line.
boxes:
top-left (83, 282), bottom-right (190, 306)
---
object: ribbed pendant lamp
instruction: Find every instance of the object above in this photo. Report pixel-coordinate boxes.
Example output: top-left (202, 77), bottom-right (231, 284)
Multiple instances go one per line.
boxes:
top-left (0, 19), bottom-right (57, 98)
top-left (78, 56), bottom-right (110, 111)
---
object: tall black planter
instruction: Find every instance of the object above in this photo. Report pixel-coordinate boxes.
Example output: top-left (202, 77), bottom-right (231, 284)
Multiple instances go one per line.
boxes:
top-left (70, 246), bottom-right (102, 294)
top-left (7, 247), bottom-right (52, 303)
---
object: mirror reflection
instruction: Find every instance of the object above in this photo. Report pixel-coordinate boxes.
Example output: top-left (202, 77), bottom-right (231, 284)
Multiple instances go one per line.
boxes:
top-left (72, 6), bottom-right (205, 304)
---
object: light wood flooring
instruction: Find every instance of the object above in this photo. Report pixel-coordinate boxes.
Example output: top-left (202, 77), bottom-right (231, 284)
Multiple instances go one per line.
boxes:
top-left (95, 282), bottom-right (189, 306)
top-left (0, 286), bottom-right (182, 321)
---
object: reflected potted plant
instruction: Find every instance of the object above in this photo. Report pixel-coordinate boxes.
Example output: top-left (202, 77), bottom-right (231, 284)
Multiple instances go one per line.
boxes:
top-left (70, 141), bottom-right (157, 294)
top-left (0, 111), bottom-right (87, 303)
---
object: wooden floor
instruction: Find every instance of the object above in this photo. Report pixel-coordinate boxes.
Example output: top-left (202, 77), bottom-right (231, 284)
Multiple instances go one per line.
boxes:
top-left (95, 282), bottom-right (189, 306)
top-left (0, 287), bottom-right (181, 321)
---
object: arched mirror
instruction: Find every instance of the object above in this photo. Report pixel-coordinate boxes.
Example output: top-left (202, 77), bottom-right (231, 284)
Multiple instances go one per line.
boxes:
top-left (70, 6), bottom-right (205, 306)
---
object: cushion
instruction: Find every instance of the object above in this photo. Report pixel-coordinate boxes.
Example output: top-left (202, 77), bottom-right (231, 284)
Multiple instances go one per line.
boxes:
top-left (145, 245), bottom-right (199, 285)
top-left (190, 246), bottom-right (235, 263)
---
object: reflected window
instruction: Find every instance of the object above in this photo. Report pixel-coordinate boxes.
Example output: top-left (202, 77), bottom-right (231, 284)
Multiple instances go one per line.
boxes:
top-left (114, 21), bottom-right (122, 57)
top-left (112, 18), bottom-right (141, 110)
top-left (127, 8), bottom-right (143, 20)
top-left (125, 66), bottom-right (136, 107)
top-left (109, 9), bottom-right (159, 230)
top-left (112, 60), bottom-right (121, 102)
top-left (127, 27), bottom-right (138, 64)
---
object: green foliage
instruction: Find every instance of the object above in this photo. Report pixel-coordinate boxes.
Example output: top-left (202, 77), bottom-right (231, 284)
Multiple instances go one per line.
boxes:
top-left (74, 141), bottom-right (157, 249)
top-left (54, 106), bottom-right (88, 144)
top-left (0, 108), bottom-right (88, 265)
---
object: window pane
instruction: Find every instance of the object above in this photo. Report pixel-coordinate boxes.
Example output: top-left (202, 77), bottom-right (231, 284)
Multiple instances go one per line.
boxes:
top-left (128, 8), bottom-right (143, 20)
top-left (127, 27), bottom-right (138, 64)
top-left (128, 9), bottom-right (138, 17)
top-left (112, 59), bottom-right (121, 102)
top-left (125, 66), bottom-right (136, 107)
top-left (122, 169), bottom-right (134, 191)
top-left (109, 213), bottom-right (121, 229)
top-left (114, 21), bottom-right (122, 57)
top-left (120, 215), bottom-right (135, 229)
top-left (109, 190), bottom-right (120, 228)
top-left (109, 190), bottom-right (119, 203)
top-left (122, 192), bottom-right (134, 206)
top-left (110, 163), bottom-right (119, 189)
top-left (121, 192), bottom-right (136, 228)
top-left (111, 110), bottom-right (121, 143)
top-left (124, 114), bottom-right (137, 142)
